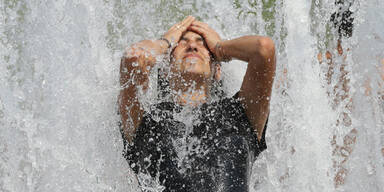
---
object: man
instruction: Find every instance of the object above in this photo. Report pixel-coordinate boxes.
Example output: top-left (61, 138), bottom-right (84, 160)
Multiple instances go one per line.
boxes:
top-left (119, 16), bottom-right (275, 191)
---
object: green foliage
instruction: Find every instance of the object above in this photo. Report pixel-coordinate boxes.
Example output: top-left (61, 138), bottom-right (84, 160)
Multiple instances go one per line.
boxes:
top-left (262, 0), bottom-right (276, 36)
top-left (232, 0), bottom-right (277, 36)
top-left (1, 0), bottom-right (29, 87)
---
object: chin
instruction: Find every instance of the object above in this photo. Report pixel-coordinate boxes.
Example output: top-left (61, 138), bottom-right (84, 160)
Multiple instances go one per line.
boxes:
top-left (182, 69), bottom-right (211, 78)
top-left (182, 61), bottom-right (205, 71)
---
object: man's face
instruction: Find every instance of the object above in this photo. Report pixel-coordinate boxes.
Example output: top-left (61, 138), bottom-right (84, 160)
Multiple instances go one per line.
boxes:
top-left (171, 31), bottom-right (212, 77)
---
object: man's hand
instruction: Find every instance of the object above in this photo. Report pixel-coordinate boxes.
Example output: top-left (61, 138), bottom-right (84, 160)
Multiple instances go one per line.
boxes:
top-left (188, 21), bottom-right (222, 58)
top-left (123, 16), bottom-right (196, 70)
top-left (163, 16), bottom-right (195, 47)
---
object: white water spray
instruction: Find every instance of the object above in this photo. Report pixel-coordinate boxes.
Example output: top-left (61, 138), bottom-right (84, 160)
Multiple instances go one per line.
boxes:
top-left (1, 0), bottom-right (383, 191)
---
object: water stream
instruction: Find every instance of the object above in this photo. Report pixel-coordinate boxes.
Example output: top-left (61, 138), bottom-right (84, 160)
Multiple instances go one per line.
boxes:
top-left (1, 0), bottom-right (383, 191)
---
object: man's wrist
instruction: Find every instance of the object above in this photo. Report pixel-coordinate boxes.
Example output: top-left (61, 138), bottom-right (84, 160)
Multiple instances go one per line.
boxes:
top-left (215, 41), bottom-right (231, 62)
top-left (158, 37), bottom-right (171, 50)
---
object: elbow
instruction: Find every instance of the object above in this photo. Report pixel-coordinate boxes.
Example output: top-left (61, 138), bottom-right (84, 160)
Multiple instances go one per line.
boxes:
top-left (249, 36), bottom-right (276, 70)
top-left (123, 40), bottom-right (153, 59)
top-left (121, 47), bottom-right (138, 67)
top-left (120, 46), bottom-right (138, 73)
top-left (247, 37), bottom-right (276, 78)
top-left (257, 37), bottom-right (275, 59)
top-left (121, 40), bottom-right (153, 71)
top-left (120, 45), bottom-right (140, 82)
top-left (123, 47), bottom-right (135, 59)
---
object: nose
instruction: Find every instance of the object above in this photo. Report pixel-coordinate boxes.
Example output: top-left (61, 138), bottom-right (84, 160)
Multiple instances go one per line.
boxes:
top-left (186, 41), bottom-right (198, 52)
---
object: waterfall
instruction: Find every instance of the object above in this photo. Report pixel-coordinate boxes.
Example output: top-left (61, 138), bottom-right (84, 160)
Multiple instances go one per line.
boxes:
top-left (1, 0), bottom-right (383, 191)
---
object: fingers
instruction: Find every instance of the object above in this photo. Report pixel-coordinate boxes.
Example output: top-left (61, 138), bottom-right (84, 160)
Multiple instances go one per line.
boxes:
top-left (181, 16), bottom-right (195, 31)
top-left (190, 20), bottom-right (210, 29)
top-left (188, 25), bottom-right (207, 37)
top-left (171, 16), bottom-right (195, 31)
top-left (190, 20), bottom-right (216, 34)
top-left (187, 20), bottom-right (222, 56)
top-left (181, 16), bottom-right (195, 27)
top-left (180, 16), bottom-right (194, 25)
top-left (189, 20), bottom-right (218, 37)
top-left (189, 20), bottom-right (207, 33)
top-left (188, 23), bottom-right (213, 39)
top-left (164, 16), bottom-right (195, 44)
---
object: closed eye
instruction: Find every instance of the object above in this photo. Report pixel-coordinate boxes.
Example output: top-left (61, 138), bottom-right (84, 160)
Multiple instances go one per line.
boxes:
top-left (196, 38), bottom-right (204, 45)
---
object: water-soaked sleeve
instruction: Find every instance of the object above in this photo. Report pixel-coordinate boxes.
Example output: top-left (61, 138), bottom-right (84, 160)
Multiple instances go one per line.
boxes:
top-left (223, 92), bottom-right (268, 158)
top-left (123, 113), bottom-right (160, 177)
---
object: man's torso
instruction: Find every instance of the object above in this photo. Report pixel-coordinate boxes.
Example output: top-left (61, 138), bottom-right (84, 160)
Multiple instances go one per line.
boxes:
top-left (123, 93), bottom-right (267, 192)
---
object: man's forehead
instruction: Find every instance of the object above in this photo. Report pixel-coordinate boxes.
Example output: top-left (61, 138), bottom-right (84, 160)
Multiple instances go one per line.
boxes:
top-left (182, 31), bottom-right (203, 40)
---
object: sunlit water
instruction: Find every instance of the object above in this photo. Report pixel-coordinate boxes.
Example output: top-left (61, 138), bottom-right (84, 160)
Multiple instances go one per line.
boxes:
top-left (1, 0), bottom-right (383, 191)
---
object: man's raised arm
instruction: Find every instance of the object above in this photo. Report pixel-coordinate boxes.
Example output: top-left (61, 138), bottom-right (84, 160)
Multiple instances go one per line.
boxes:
top-left (119, 16), bottom-right (195, 142)
top-left (221, 36), bottom-right (276, 142)
top-left (119, 39), bottom-right (164, 142)
top-left (188, 21), bottom-right (275, 141)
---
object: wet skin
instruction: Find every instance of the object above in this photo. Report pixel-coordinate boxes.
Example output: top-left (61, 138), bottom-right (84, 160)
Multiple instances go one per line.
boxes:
top-left (171, 31), bottom-right (212, 78)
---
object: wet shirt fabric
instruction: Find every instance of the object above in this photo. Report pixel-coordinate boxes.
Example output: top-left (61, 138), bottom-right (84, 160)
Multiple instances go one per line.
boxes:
top-left (123, 93), bottom-right (267, 192)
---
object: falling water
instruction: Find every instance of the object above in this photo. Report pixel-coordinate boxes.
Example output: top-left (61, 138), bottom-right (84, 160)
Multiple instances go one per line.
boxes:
top-left (1, 0), bottom-right (383, 191)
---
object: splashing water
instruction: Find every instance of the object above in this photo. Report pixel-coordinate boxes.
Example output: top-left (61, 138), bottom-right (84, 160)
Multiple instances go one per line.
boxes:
top-left (1, 0), bottom-right (383, 191)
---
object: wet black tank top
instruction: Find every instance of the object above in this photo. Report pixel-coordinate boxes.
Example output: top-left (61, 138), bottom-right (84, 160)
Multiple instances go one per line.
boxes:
top-left (123, 93), bottom-right (267, 192)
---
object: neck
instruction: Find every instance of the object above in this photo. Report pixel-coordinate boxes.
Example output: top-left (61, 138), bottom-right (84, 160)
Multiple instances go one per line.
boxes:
top-left (170, 73), bottom-right (210, 106)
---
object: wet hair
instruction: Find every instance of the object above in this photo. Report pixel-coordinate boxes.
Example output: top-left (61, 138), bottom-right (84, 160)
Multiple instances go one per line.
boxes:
top-left (330, 0), bottom-right (354, 38)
